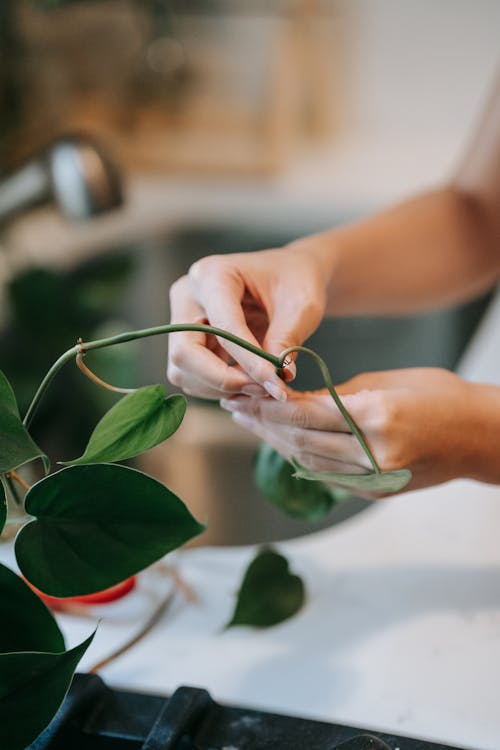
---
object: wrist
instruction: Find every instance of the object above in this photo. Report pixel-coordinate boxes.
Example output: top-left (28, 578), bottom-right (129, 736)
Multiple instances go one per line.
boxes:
top-left (284, 232), bottom-right (339, 295)
top-left (462, 381), bottom-right (500, 484)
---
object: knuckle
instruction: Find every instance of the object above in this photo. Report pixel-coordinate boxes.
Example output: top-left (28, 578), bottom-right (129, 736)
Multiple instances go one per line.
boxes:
top-left (167, 364), bottom-right (183, 387)
top-left (295, 451), bottom-right (323, 473)
top-left (290, 427), bottom-right (307, 450)
top-left (294, 449), bottom-right (310, 467)
top-left (288, 427), bottom-right (305, 452)
top-left (374, 394), bottom-right (398, 437)
top-left (169, 274), bottom-right (188, 302)
top-left (214, 366), bottom-right (246, 396)
top-left (303, 299), bottom-right (324, 326)
top-left (367, 402), bottom-right (408, 470)
top-left (245, 400), bottom-right (260, 418)
top-left (290, 406), bottom-right (308, 429)
top-left (215, 370), bottom-right (235, 394)
top-left (378, 441), bottom-right (407, 472)
top-left (355, 390), bottom-right (394, 436)
top-left (343, 372), bottom-right (372, 393)
top-left (188, 254), bottom-right (225, 282)
top-left (168, 345), bottom-right (187, 370)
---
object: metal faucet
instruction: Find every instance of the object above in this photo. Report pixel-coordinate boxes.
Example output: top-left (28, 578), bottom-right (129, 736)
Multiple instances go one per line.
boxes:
top-left (0, 135), bottom-right (123, 226)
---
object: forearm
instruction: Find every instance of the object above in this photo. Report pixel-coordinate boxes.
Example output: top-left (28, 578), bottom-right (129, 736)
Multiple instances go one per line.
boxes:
top-left (288, 185), bottom-right (499, 317)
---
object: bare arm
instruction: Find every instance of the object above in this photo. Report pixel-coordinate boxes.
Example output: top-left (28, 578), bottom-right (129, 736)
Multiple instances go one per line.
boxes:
top-left (294, 73), bottom-right (500, 317)
top-left (168, 73), bottom-right (500, 403)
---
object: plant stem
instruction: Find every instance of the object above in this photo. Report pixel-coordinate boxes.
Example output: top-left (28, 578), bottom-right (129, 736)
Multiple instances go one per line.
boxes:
top-left (4, 474), bottom-right (22, 506)
top-left (87, 587), bottom-right (176, 674)
top-left (278, 346), bottom-right (381, 474)
top-left (22, 324), bottom-right (376, 474)
top-left (8, 470), bottom-right (31, 492)
top-left (76, 352), bottom-right (136, 395)
top-left (5, 513), bottom-right (34, 526)
top-left (23, 346), bottom-right (80, 429)
top-left (23, 323), bottom-right (281, 429)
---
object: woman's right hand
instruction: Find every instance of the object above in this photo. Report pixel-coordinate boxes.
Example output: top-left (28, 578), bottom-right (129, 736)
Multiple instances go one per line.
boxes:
top-left (167, 244), bottom-right (329, 401)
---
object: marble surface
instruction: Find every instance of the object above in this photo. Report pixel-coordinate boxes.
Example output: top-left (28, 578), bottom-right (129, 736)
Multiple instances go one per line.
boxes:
top-left (27, 470), bottom-right (498, 750)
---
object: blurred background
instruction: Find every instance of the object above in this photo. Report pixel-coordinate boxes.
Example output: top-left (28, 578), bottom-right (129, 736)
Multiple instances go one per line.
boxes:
top-left (1, 0), bottom-right (499, 544)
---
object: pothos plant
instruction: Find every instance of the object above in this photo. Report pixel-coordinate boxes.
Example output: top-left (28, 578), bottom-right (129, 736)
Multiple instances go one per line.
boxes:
top-left (0, 323), bottom-right (411, 749)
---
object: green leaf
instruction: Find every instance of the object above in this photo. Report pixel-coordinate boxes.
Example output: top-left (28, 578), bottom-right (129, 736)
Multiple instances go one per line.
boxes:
top-left (254, 443), bottom-right (339, 521)
top-left (0, 370), bottom-right (49, 474)
top-left (62, 386), bottom-right (186, 466)
top-left (0, 631), bottom-right (94, 750)
top-left (291, 459), bottom-right (412, 493)
top-left (16, 464), bottom-right (205, 596)
top-left (0, 562), bottom-right (65, 654)
top-left (227, 548), bottom-right (305, 629)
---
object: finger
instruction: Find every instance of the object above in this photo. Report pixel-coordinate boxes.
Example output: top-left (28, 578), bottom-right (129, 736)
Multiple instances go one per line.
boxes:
top-left (189, 261), bottom-right (287, 400)
top-left (168, 367), bottom-right (238, 400)
top-left (230, 412), bottom-right (366, 473)
top-left (167, 353), bottom-right (260, 397)
top-left (230, 408), bottom-right (370, 468)
top-left (293, 454), bottom-right (367, 474)
top-left (170, 366), bottom-right (267, 400)
top-left (220, 392), bottom-right (354, 433)
top-left (263, 292), bottom-right (324, 380)
top-left (169, 277), bottom-right (256, 395)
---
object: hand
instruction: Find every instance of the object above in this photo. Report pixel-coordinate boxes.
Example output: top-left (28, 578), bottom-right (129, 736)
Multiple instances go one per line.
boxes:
top-left (167, 246), bottom-right (328, 401)
top-left (220, 368), bottom-right (490, 495)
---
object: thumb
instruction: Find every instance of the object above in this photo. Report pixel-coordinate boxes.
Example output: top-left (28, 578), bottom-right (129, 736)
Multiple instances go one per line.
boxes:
top-left (263, 298), bottom-right (324, 381)
top-left (262, 329), bottom-right (298, 381)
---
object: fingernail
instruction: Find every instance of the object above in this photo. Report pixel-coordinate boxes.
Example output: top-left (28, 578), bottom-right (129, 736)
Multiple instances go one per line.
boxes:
top-left (241, 384), bottom-right (266, 396)
top-left (264, 380), bottom-right (287, 401)
top-left (220, 398), bottom-right (240, 412)
top-left (232, 412), bottom-right (254, 428)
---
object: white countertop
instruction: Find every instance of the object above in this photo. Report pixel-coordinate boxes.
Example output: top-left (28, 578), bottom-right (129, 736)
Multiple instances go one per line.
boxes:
top-left (49, 472), bottom-right (500, 750)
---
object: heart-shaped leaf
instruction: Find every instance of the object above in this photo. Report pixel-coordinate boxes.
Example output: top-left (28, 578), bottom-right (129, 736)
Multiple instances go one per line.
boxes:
top-left (62, 386), bottom-right (186, 466)
top-left (0, 632), bottom-right (94, 750)
top-left (15, 464), bottom-right (205, 596)
top-left (0, 562), bottom-right (65, 654)
top-left (0, 370), bottom-right (49, 474)
top-left (291, 459), bottom-right (412, 493)
top-left (254, 443), bottom-right (339, 520)
top-left (226, 548), bottom-right (305, 628)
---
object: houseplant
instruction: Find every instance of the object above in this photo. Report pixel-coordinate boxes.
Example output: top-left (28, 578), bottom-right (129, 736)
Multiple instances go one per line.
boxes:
top-left (0, 322), bottom-right (411, 749)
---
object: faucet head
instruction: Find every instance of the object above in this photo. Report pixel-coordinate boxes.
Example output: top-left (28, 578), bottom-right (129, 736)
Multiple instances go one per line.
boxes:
top-left (0, 134), bottom-right (124, 227)
top-left (48, 135), bottom-right (123, 221)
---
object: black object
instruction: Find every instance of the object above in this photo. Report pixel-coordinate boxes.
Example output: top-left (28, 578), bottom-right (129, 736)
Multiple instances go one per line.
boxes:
top-left (30, 674), bottom-right (467, 750)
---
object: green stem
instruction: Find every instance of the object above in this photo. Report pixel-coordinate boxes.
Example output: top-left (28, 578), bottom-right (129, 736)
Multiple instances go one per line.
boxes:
top-left (5, 514), bottom-right (34, 526)
top-left (22, 324), bottom-right (378, 475)
top-left (277, 346), bottom-right (381, 474)
top-left (4, 474), bottom-right (22, 506)
top-left (23, 323), bottom-right (281, 429)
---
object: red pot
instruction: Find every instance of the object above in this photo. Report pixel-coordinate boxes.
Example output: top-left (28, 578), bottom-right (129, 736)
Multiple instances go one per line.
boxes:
top-left (26, 576), bottom-right (136, 610)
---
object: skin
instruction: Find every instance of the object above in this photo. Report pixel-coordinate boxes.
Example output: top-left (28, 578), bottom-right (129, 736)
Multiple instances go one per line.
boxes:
top-left (167, 73), bottom-right (500, 493)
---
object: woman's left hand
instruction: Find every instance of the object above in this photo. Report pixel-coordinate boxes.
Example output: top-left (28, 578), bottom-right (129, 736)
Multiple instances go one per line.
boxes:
top-left (220, 367), bottom-right (494, 496)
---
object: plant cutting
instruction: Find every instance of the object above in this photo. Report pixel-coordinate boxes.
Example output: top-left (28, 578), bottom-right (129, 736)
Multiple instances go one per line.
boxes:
top-left (0, 322), bottom-right (412, 749)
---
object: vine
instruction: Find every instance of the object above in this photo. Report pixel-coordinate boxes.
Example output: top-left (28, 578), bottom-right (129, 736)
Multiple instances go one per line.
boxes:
top-left (0, 322), bottom-right (411, 750)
